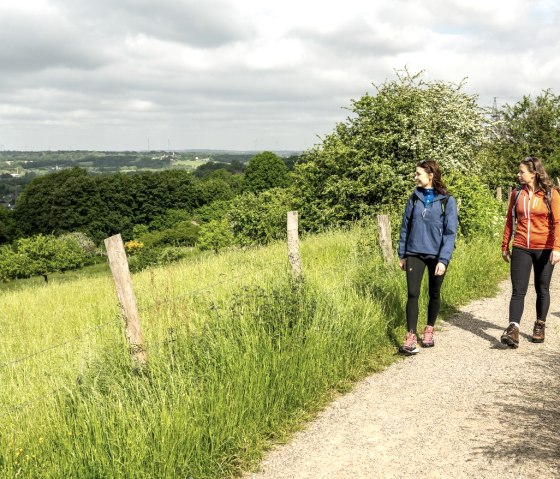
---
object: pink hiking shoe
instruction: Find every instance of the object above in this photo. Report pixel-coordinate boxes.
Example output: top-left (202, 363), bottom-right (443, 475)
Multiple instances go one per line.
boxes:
top-left (421, 325), bottom-right (435, 348)
top-left (399, 331), bottom-right (419, 355)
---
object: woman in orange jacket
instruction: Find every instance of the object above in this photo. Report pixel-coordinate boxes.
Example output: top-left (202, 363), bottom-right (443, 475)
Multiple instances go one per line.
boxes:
top-left (501, 156), bottom-right (560, 348)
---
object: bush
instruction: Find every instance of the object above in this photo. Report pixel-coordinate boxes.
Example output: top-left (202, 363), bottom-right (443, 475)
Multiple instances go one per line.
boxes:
top-left (292, 70), bottom-right (487, 231)
top-left (447, 173), bottom-right (503, 238)
top-left (128, 246), bottom-right (192, 272)
top-left (0, 234), bottom-right (91, 281)
top-left (228, 188), bottom-right (294, 246)
top-left (197, 219), bottom-right (235, 253)
top-left (137, 221), bottom-right (199, 248)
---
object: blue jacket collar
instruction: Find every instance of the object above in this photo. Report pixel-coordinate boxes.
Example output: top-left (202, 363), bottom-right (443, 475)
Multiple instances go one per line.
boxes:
top-left (413, 187), bottom-right (447, 203)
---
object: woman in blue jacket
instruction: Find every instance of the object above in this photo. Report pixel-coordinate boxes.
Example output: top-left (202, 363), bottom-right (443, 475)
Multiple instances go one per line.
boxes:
top-left (397, 159), bottom-right (458, 355)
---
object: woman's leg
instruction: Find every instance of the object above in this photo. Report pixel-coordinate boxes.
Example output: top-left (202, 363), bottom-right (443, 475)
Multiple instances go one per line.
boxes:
top-left (426, 258), bottom-right (446, 327)
top-left (509, 247), bottom-right (533, 324)
top-left (532, 249), bottom-right (554, 321)
top-left (405, 256), bottom-right (427, 334)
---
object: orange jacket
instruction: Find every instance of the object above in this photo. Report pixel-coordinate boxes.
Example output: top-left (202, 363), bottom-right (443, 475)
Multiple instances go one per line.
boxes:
top-left (502, 186), bottom-right (560, 251)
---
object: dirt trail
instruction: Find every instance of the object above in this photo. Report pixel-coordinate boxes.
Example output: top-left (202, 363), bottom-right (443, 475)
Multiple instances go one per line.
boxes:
top-left (244, 271), bottom-right (560, 479)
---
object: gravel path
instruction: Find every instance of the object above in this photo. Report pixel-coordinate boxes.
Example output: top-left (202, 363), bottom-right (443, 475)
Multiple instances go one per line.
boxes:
top-left (244, 271), bottom-right (560, 479)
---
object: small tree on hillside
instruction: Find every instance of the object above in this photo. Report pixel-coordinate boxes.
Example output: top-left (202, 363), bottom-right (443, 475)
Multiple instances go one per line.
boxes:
top-left (15, 234), bottom-right (88, 282)
top-left (243, 151), bottom-right (290, 193)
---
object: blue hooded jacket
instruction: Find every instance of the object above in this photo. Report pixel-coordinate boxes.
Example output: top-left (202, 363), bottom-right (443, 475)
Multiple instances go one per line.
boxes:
top-left (397, 188), bottom-right (459, 265)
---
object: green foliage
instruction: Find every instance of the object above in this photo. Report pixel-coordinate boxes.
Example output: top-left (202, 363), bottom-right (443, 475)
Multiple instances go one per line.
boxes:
top-left (149, 209), bottom-right (192, 230)
top-left (128, 246), bottom-right (193, 272)
top-left (228, 188), bottom-right (293, 246)
top-left (445, 173), bottom-right (503, 238)
top-left (1, 234), bottom-right (91, 281)
top-left (0, 207), bottom-right (15, 244)
top-left (14, 169), bottom-right (204, 242)
top-left (483, 89), bottom-right (560, 187)
top-left (0, 245), bottom-right (27, 282)
top-left (243, 151), bottom-right (290, 193)
top-left (137, 221), bottom-right (199, 248)
top-left (293, 69), bottom-right (488, 231)
top-left (199, 177), bottom-right (234, 203)
top-left (192, 200), bottom-right (233, 224)
top-left (197, 218), bottom-right (235, 253)
top-left (193, 161), bottom-right (245, 178)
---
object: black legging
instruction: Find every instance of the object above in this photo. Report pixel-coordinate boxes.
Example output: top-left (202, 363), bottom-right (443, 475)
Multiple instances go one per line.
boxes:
top-left (405, 255), bottom-right (446, 334)
top-left (509, 246), bottom-right (554, 324)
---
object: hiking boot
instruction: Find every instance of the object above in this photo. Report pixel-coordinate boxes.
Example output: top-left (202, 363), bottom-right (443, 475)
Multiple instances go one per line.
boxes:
top-left (421, 325), bottom-right (435, 348)
top-left (531, 320), bottom-right (546, 343)
top-left (501, 322), bottom-right (519, 348)
top-left (399, 331), bottom-right (419, 355)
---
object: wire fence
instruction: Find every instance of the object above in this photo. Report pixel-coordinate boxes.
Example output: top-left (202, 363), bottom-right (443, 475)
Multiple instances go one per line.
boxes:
top-left (0, 257), bottom-right (302, 417)
top-left (1, 213), bottom-right (368, 421)
top-left (0, 318), bottom-right (120, 371)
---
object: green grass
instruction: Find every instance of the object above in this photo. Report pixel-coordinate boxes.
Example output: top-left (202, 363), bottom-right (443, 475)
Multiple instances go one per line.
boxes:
top-left (0, 226), bottom-right (508, 478)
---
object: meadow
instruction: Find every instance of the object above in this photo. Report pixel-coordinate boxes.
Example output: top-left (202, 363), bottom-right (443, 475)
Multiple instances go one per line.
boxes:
top-left (0, 225), bottom-right (507, 478)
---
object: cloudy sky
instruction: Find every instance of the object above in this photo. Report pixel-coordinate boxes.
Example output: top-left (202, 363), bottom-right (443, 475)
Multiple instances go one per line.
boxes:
top-left (0, 0), bottom-right (558, 152)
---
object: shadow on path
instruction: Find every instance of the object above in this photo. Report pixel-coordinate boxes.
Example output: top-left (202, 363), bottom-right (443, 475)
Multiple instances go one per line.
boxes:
top-left (443, 307), bottom-right (535, 348)
top-left (472, 350), bottom-right (560, 470)
top-left (442, 306), bottom-right (560, 348)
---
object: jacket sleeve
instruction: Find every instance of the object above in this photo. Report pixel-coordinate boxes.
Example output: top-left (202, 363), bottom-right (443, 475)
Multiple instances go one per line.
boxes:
top-left (551, 189), bottom-right (560, 251)
top-left (397, 196), bottom-right (414, 259)
top-left (438, 196), bottom-right (458, 266)
top-left (502, 190), bottom-right (516, 251)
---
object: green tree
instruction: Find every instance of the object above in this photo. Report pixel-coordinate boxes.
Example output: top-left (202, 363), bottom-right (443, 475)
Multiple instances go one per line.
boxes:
top-left (484, 90), bottom-right (560, 186)
top-left (292, 70), bottom-right (488, 231)
top-left (228, 188), bottom-right (293, 246)
top-left (0, 207), bottom-right (15, 244)
top-left (197, 218), bottom-right (235, 253)
top-left (243, 152), bottom-right (290, 193)
top-left (13, 234), bottom-right (89, 282)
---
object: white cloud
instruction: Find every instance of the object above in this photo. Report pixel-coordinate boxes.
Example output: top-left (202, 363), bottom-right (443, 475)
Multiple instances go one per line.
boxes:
top-left (0, 0), bottom-right (558, 150)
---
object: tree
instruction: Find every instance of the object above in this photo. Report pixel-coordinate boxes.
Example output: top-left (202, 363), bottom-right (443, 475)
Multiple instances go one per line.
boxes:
top-left (9, 234), bottom-right (89, 282)
top-left (483, 90), bottom-right (560, 186)
top-left (0, 207), bottom-right (15, 244)
top-left (197, 218), bottom-right (235, 253)
top-left (228, 188), bottom-right (293, 246)
top-left (292, 69), bottom-right (488, 231)
top-left (243, 152), bottom-right (290, 193)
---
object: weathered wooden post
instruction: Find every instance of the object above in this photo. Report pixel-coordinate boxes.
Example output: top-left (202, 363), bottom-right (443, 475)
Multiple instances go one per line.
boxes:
top-left (496, 186), bottom-right (502, 202)
top-left (377, 214), bottom-right (393, 263)
top-left (287, 211), bottom-right (302, 279)
top-left (104, 234), bottom-right (147, 367)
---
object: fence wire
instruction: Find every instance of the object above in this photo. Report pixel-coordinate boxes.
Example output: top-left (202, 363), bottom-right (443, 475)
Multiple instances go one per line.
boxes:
top-left (0, 318), bottom-right (119, 371)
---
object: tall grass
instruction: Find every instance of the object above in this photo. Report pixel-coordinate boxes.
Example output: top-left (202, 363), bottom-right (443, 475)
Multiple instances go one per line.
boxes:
top-left (0, 226), bottom-right (507, 478)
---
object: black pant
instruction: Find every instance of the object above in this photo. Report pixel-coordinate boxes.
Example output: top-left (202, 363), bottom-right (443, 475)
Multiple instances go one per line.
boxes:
top-left (509, 246), bottom-right (554, 324)
top-left (405, 255), bottom-right (446, 334)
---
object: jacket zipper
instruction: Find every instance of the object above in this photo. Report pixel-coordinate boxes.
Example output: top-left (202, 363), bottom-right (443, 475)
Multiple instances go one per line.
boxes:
top-left (526, 192), bottom-right (530, 248)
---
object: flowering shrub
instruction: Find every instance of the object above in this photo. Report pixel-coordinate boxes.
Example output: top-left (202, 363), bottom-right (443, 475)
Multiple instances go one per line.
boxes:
top-left (124, 240), bottom-right (144, 255)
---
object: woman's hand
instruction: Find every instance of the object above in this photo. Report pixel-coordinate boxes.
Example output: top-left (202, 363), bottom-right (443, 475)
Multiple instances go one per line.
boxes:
top-left (502, 250), bottom-right (511, 263)
top-left (399, 258), bottom-right (406, 271)
top-left (550, 250), bottom-right (560, 265)
top-left (434, 262), bottom-right (447, 276)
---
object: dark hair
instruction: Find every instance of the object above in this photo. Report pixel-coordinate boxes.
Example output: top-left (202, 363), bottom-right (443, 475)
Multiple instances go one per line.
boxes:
top-left (520, 156), bottom-right (555, 193)
top-left (416, 159), bottom-right (448, 195)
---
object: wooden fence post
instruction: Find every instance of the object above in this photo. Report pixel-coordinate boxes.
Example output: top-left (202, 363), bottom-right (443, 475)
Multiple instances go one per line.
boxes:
top-left (287, 211), bottom-right (302, 279)
top-left (104, 234), bottom-right (147, 367)
top-left (496, 186), bottom-right (502, 202)
top-left (377, 214), bottom-right (393, 263)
